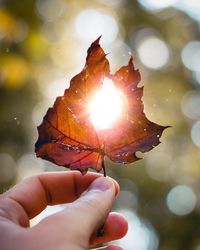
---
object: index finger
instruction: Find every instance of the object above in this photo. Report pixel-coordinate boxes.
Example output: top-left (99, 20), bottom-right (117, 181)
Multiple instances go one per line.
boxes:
top-left (1, 171), bottom-right (119, 219)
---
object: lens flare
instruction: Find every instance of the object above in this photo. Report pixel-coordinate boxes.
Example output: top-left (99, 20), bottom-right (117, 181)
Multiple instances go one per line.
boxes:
top-left (89, 78), bottom-right (123, 130)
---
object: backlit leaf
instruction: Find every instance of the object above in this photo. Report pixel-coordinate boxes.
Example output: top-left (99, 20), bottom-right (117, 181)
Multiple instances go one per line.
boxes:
top-left (35, 37), bottom-right (168, 175)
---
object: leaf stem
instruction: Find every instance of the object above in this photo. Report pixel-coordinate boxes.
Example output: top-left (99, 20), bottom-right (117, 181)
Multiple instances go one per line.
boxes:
top-left (102, 155), bottom-right (106, 177)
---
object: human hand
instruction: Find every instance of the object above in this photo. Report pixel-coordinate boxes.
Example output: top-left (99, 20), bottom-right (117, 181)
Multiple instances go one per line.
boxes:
top-left (0, 171), bottom-right (128, 250)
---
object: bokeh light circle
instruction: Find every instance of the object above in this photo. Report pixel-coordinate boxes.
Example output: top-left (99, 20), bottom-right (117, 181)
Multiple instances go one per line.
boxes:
top-left (181, 91), bottom-right (200, 120)
top-left (138, 37), bottom-right (169, 69)
top-left (166, 185), bottom-right (196, 216)
top-left (181, 41), bottom-right (200, 72)
top-left (191, 120), bottom-right (200, 147)
top-left (114, 209), bottom-right (159, 250)
top-left (74, 9), bottom-right (118, 44)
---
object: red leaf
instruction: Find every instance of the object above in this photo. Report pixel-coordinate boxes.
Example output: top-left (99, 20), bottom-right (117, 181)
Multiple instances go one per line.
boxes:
top-left (35, 37), bottom-right (168, 176)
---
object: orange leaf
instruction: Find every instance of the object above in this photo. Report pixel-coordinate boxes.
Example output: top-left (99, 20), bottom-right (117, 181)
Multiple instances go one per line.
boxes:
top-left (35, 37), bottom-right (168, 176)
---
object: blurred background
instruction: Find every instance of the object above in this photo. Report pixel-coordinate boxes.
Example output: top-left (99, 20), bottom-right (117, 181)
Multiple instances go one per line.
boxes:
top-left (0, 0), bottom-right (200, 249)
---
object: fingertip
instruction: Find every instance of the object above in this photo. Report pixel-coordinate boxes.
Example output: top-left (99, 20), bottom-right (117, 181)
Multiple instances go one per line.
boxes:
top-left (90, 212), bottom-right (128, 247)
top-left (75, 171), bottom-right (120, 196)
top-left (89, 176), bottom-right (120, 197)
top-left (100, 245), bottom-right (123, 250)
top-left (106, 212), bottom-right (128, 238)
top-left (107, 177), bottom-right (120, 197)
top-left (107, 246), bottom-right (123, 250)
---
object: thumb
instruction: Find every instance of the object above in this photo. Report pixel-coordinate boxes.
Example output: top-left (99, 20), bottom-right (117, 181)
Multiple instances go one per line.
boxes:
top-left (67, 177), bottom-right (117, 236)
top-left (33, 177), bottom-right (118, 248)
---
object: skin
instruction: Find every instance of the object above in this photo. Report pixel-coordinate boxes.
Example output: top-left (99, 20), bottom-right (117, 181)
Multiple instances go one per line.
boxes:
top-left (0, 171), bottom-right (128, 250)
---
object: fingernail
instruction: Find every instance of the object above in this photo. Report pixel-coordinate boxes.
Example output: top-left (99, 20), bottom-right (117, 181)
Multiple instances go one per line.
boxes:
top-left (88, 177), bottom-right (113, 192)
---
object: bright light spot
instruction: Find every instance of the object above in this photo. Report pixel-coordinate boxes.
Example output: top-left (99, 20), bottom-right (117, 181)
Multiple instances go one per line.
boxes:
top-left (138, 0), bottom-right (176, 11)
top-left (113, 209), bottom-right (159, 250)
top-left (191, 120), bottom-right (200, 147)
top-left (88, 78), bottom-right (123, 130)
top-left (166, 185), bottom-right (196, 216)
top-left (138, 37), bottom-right (169, 69)
top-left (181, 91), bottom-right (200, 120)
top-left (181, 41), bottom-right (200, 72)
top-left (36, 0), bottom-right (65, 21)
top-left (74, 9), bottom-right (118, 44)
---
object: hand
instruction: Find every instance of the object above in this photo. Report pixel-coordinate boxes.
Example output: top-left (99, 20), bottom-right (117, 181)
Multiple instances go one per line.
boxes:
top-left (0, 171), bottom-right (128, 250)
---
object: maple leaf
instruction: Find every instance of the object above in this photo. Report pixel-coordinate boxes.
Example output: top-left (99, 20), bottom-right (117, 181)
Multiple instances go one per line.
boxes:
top-left (35, 37), bottom-right (168, 176)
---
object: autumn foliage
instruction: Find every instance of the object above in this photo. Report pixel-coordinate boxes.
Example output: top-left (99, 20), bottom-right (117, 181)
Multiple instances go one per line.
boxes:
top-left (35, 37), bottom-right (167, 175)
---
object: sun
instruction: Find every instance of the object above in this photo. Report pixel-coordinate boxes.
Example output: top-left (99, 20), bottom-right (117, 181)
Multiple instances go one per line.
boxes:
top-left (88, 78), bottom-right (124, 130)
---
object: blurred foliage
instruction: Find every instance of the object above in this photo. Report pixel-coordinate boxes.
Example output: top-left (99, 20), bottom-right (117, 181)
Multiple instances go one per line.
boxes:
top-left (0, 0), bottom-right (200, 249)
